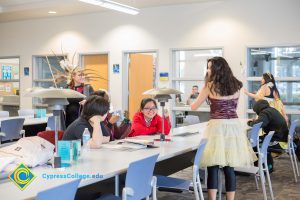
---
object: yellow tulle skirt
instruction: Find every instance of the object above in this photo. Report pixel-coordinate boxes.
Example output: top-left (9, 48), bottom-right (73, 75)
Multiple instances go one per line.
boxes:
top-left (201, 119), bottom-right (257, 168)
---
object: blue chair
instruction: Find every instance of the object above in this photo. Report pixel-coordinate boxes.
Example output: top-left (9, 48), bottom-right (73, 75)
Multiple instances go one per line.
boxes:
top-left (0, 111), bottom-right (9, 118)
top-left (99, 154), bottom-right (159, 200)
top-left (234, 131), bottom-right (274, 200)
top-left (249, 122), bottom-right (263, 148)
top-left (18, 109), bottom-right (35, 117)
top-left (0, 118), bottom-right (25, 144)
top-left (258, 132), bottom-right (275, 200)
top-left (287, 120), bottom-right (299, 182)
top-left (156, 140), bottom-right (207, 200)
top-left (36, 179), bottom-right (81, 200)
top-left (47, 116), bottom-right (55, 130)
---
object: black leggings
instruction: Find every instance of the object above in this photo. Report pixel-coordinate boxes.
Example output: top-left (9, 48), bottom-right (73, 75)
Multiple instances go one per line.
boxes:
top-left (207, 165), bottom-right (236, 192)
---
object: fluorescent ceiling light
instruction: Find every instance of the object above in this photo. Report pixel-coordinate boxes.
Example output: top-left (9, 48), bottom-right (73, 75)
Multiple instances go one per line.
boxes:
top-left (79, 0), bottom-right (139, 15)
top-left (48, 11), bottom-right (57, 14)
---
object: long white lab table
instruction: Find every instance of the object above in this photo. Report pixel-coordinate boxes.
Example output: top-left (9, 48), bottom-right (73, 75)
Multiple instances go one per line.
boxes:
top-left (0, 122), bottom-right (209, 200)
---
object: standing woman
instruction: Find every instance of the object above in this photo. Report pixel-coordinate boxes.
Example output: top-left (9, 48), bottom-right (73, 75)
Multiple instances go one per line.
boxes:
top-left (191, 57), bottom-right (256, 200)
top-left (244, 72), bottom-right (288, 123)
top-left (65, 68), bottom-right (94, 127)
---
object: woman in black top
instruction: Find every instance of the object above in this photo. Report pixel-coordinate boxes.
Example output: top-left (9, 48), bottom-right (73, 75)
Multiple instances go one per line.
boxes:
top-left (65, 68), bottom-right (94, 127)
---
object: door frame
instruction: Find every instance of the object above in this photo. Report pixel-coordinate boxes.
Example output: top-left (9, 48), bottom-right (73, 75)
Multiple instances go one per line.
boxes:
top-left (79, 51), bottom-right (110, 92)
top-left (122, 49), bottom-right (159, 112)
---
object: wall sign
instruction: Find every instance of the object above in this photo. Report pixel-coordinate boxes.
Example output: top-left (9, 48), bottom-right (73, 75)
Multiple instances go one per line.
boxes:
top-left (159, 72), bottom-right (169, 81)
top-left (113, 64), bottom-right (120, 74)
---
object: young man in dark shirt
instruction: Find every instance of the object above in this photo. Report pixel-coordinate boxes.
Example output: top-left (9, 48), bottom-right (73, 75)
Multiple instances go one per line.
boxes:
top-left (248, 99), bottom-right (289, 150)
top-left (63, 95), bottom-right (110, 148)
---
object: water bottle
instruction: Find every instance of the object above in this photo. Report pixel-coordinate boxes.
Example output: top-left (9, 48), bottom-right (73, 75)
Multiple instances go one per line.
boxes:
top-left (82, 128), bottom-right (91, 150)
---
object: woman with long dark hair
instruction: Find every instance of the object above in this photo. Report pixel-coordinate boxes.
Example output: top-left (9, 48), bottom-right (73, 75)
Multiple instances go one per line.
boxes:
top-left (244, 72), bottom-right (288, 123)
top-left (191, 57), bottom-right (256, 200)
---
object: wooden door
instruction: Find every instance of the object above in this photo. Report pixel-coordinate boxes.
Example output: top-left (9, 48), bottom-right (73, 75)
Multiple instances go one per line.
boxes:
top-left (128, 53), bottom-right (154, 120)
top-left (83, 54), bottom-right (108, 91)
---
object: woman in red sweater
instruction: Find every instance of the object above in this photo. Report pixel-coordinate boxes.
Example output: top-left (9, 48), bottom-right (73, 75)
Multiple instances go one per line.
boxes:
top-left (129, 98), bottom-right (171, 137)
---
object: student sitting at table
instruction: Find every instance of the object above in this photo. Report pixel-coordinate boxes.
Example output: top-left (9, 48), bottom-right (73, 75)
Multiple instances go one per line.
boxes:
top-left (128, 98), bottom-right (171, 137)
top-left (91, 90), bottom-right (132, 140)
top-left (247, 99), bottom-right (289, 152)
top-left (62, 95), bottom-right (110, 148)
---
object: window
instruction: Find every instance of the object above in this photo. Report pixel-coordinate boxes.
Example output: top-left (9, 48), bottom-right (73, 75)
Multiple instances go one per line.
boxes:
top-left (0, 57), bottom-right (20, 116)
top-left (33, 55), bottom-right (66, 108)
top-left (247, 46), bottom-right (300, 129)
top-left (171, 48), bottom-right (223, 126)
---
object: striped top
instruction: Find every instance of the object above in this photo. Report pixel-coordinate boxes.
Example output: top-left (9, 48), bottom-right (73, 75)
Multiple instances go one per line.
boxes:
top-left (208, 97), bottom-right (239, 119)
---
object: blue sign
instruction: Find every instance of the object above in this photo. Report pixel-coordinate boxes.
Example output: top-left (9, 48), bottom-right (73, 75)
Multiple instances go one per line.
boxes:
top-left (113, 64), bottom-right (120, 74)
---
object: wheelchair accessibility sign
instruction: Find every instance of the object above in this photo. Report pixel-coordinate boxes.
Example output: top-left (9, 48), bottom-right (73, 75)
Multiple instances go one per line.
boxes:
top-left (8, 163), bottom-right (36, 190)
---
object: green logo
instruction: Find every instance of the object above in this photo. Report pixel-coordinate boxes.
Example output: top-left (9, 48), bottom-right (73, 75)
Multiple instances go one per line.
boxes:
top-left (8, 163), bottom-right (36, 191)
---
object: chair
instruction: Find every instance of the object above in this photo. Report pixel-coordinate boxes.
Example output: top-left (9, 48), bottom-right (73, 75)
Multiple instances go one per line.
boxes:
top-left (287, 120), bottom-right (299, 182)
top-left (36, 179), bottom-right (81, 200)
top-left (18, 109), bottom-right (35, 117)
top-left (234, 131), bottom-right (275, 200)
top-left (99, 154), bottom-right (159, 200)
top-left (156, 140), bottom-right (207, 200)
top-left (46, 116), bottom-right (55, 130)
top-left (0, 118), bottom-right (25, 144)
top-left (184, 115), bottom-right (200, 125)
top-left (37, 130), bottom-right (65, 146)
top-left (0, 111), bottom-right (9, 118)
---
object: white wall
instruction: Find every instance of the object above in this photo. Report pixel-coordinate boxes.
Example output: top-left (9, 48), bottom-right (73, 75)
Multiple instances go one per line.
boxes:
top-left (0, 0), bottom-right (300, 117)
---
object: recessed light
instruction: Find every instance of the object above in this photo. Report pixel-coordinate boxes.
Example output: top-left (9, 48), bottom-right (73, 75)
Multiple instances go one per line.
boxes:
top-left (48, 11), bottom-right (57, 14)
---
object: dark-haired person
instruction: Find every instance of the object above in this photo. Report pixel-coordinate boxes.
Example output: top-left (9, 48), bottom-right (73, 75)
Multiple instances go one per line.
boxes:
top-left (191, 57), bottom-right (256, 200)
top-left (63, 95), bottom-right (110, 148)
top-left (128, 98), bottom-right (171, 137)
top-left (244, 72), bottom-right (288, 123)
top-left (247, 99), bottom-right (289, 153)
top-left (187, 85), bottom-right (199, 105)
top-left (90, 90), bottom-right (131, 140)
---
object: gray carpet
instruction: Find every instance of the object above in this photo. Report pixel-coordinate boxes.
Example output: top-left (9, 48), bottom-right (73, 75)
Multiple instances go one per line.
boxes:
top-left (157, 154), bottom-right (300, 199)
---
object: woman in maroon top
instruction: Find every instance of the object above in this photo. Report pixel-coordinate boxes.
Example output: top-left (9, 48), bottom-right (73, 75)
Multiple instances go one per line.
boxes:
top-left (129, 98), bottom-right (171, 137)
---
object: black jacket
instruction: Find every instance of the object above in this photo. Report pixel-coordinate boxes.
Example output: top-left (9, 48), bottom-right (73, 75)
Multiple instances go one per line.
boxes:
top-left (248, 100), bottom-right (289, 142)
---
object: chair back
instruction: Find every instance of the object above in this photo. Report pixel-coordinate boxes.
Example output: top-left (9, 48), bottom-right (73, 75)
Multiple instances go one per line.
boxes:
top-left (47, 116), bottom-right (55, 130)
top-left (193, 139), bottom-right (208, 168)
top-left (18, 109), bottom-right (34, 117)
top-left (125, 154), bottom-right (159, 200)
top-left (37, 130), bottom-right (65, 146)
top-left (250, 122), bottom-right (263, 148)
top-left (260, 132), bottom-right (274, 160)
top-left (0, 118), bottom-right (25, 142)
top-left (289, 120), bottom-right (298, 139)
top-left (184, 115), bottom-right (200, 125)
top-left (36, 179), bottom-right (80, 200)
top-left (0, 111), bottom-right (9, 118)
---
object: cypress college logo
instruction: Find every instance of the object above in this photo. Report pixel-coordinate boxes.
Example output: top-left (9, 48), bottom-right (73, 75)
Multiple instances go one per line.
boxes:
top-left (8, 163), bottom-right (36, 191)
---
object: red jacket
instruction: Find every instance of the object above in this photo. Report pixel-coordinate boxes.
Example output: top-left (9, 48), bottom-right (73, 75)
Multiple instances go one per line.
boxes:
top-left (128, 112), bottom-right (171, 137)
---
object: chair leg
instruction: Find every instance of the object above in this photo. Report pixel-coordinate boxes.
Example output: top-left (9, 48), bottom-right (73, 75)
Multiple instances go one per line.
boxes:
top-left (193, 170), bottom-right (200, 200)
top-left (254, 175), bottom-right (259, 190)
top-left (259, 159), bottom-right (268, 200)
top-left (196, 174), bottom-right (204, 200)
top-left (264, 159), bottom-right (274, 200)
top-left (291, 143), bottom-right (300, 177)
top-left (289, 146), bottom-right (298, 182)
top-left (218, 170), bottom-right (222, 200)
top-left (151, 176), bottom-right (157, 200)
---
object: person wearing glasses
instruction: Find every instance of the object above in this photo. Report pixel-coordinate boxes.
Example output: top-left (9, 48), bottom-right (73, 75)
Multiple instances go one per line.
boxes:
top-left (128, 98), bottom-right (171, 137)
top-left (244, 72), bottom-right (288, 124)
top-left (65, 68), bottom-right (94, 127)
top-left (191, 57), bottom-right (256, 200)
